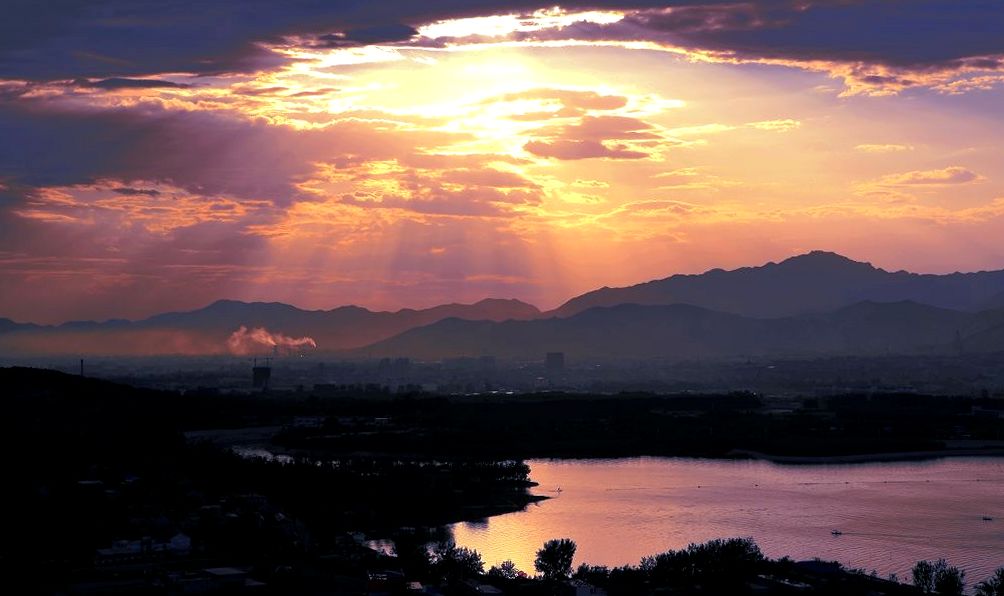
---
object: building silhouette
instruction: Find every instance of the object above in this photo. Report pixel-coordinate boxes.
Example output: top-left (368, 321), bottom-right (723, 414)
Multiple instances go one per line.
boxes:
top-left (252, 358), bottom-right (271, 390)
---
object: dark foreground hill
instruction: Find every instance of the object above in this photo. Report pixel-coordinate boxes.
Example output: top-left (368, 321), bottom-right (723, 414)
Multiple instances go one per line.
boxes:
top-left (4, 367), bottom-right (1002, 595)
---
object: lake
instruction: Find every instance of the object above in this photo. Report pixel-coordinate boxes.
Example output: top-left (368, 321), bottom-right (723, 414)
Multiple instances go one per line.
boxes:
top-left (451, 457), bottom-right (1004, 583)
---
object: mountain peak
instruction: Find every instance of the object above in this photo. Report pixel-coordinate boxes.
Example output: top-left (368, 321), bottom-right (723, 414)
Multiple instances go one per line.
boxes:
top-left (776, 251), bottom-right (874, 270)
top-left (207, 298), bottom-right (247, 308)
top-left (788, 249), bottom-right (850, 261)
top-left (551, 251), bottom-right (1004, 318)
top-left (471, 297), bottom-right (542, 312)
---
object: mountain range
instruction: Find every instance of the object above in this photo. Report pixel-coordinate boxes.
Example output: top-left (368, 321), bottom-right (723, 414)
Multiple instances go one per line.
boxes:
top-left (0, 298), bottom-right (540, 356)
top-left (363, 300), bottom-right (1004, 360)
top-left (549, 251), bottom-right (1004, 318)
top-left (4, 251), bottom-right (1004, 358)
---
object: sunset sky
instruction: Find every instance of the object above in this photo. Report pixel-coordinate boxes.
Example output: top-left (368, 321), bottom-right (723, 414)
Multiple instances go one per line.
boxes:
top-left (2, 1), bottom-right (1004, 323)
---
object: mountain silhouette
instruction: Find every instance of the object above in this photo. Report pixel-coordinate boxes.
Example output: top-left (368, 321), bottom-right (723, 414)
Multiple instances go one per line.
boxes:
top-left (4, 250), bottom-right (1004, 358)
top-left (0, 298), bottom-right (541, 356)
top-left (0, 318), bottom-right (39, 334)
top-left (359, 300), bottom-right (1004, 360)
top-left (550, 251), bottom-right (1004, 318)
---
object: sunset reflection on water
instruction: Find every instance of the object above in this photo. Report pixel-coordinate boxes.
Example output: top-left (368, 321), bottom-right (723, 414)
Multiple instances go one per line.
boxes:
top-left (451, 457), bottom-right (1004, 581)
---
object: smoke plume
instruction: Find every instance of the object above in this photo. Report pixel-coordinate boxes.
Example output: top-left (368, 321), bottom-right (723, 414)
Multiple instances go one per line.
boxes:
top-left (227, 326), bottom-right (317, 355)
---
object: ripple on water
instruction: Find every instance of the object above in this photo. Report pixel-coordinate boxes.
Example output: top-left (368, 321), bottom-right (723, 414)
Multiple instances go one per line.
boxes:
top-left (451, 457), bottom-right (1004, 583)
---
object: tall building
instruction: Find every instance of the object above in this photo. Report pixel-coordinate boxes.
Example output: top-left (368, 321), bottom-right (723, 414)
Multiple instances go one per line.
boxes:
top-left (252, 358), bottom-right (271, 390)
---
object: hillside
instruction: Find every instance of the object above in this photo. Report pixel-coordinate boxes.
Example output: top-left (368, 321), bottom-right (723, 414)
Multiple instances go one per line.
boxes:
top-left (359, 300), bottom-right (1001, 361)
top-left (551, 251), bottom-right (1004, 318)
top-left (0, 298), bottom-right (541, 355)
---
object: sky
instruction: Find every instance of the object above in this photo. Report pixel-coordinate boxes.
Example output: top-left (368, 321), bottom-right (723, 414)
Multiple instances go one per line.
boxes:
top-left (2, 1), bottom-right (1004, 324)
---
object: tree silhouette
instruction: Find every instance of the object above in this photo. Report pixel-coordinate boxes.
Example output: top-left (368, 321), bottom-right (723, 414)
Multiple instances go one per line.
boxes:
top-left (639, 537), bottom-right (764, 589)
top-left (487, 559), bottom-right (521, 581)
top-left (535, 538), bottom-right (576, 580)
top-left (975, 568), bottom-right (1004, 596)
top-left (913, 560), bottom-right (936, 593)
top-left (431, 541), bottom-right (484, 583)
top-left (935, 566), bottom-right (965, 596)
top-left (913, 559), bottom-right (965, 595)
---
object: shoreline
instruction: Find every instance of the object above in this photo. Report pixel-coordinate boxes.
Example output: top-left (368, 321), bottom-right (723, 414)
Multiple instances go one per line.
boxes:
top-left (727, 447), bottom-right (1004, 464)
top-left (186, 426), bottom-right (1004, 466)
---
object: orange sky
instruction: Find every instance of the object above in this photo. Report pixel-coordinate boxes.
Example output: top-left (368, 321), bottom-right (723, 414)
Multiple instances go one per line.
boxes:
top-left (2, 3), bottom-right (1004, 323)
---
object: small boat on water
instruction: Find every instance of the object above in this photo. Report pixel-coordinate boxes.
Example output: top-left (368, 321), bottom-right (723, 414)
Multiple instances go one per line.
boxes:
top-left (983, 516), bottom-right (994, 521)
top-left (831, 530), bottom-right (843, 536)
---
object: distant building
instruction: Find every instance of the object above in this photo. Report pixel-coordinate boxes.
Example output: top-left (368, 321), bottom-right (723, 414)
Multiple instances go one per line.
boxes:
top-left (94, 533), bottom-right (191, 566)
top-left (378, 357), bottom-right (411, 378)
top-left (252, 359), bottom-right (271, 389)
top-left (570, 580), bottom-right (609, 596)
top-left (166, 567), bottom-right (265, 593)
top-left (204, 567), bottom-right (249, 588)
top-left (292, 416), bottom-right (326, 428)
top-left (460, 579), bottom-right (504, 594)
top-left (546, 352), bottom-right (565, 374)
top-left (972, 404), bottom-right (1004, 419)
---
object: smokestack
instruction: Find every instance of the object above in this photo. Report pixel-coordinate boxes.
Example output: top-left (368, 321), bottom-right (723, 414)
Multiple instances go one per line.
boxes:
top-left (80, 358), bottom-right (84, 377)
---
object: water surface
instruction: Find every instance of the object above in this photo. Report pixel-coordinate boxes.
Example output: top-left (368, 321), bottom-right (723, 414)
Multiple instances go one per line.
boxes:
top-left (452, 457), bottom-right (1004, 582)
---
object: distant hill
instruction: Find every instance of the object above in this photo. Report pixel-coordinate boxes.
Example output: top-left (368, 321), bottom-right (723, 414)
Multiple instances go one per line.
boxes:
top-left (5, 250), bottom-right (1004, 358)
top-left (550, 251), bottom-right (1004, 318)
top-left (358, 300), bottom-right (1004, 361)
top-left (139, 298), bottom-right (540, 346)
top-left (0, 298), bottom-right (541, 356)
top-left (0, 318), bottom-right (39, 334)
top-left (974, 290), bottom-right (1004, 312)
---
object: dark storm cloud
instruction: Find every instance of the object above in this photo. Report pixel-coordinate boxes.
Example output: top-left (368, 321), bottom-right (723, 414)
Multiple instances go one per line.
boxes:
top-left (528, 1), bottom-right (1004, 71)
top-left (112, 187), bottom-right (162, 196)
top-left (660, 1), bottom-right (1004, 68)
top-left (0, 101), bottom-right (315, 203)
top-left (0, 91), bottom-right (479, 211)
top-left (0, 1), bottom-right (998, 206)
top-left (0, 0), bottom-right (597, 79)
top-left (0, 1), bottom-right (741, 80)
top-left (85, 78), bottom-right (189, 90)
top-left (315, 24), bottom-right (420, 48)
top-left (3, 2), bottom-right (999, 81)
